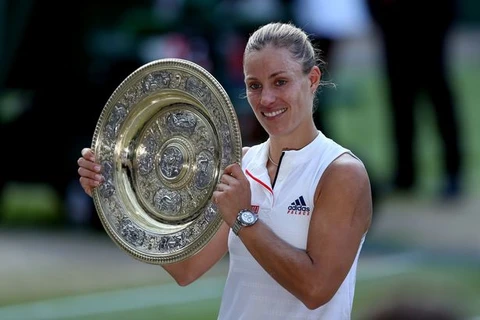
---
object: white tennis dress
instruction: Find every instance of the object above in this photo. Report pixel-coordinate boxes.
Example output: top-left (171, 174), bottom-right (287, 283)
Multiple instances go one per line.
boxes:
top-left (217, 131), bottom-right (366, 320)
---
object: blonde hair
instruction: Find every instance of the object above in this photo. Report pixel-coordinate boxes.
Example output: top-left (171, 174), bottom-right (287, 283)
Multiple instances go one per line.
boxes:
top-left (244, 22), bottom-right (326, 78)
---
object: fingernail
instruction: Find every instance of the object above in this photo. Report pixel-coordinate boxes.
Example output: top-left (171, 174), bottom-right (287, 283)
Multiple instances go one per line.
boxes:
top-left (95, 174), bottom-right (103, 181)
top-left (94, 165), bottom-right (101, 172)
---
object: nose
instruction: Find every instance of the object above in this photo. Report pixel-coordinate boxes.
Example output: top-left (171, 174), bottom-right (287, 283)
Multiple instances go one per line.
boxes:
top-left (260, 88), bottom-right (276, 106)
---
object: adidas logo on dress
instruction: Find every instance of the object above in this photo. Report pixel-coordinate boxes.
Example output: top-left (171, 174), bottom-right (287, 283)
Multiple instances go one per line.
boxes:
top-left (287, 196), bottom-right (311, 215)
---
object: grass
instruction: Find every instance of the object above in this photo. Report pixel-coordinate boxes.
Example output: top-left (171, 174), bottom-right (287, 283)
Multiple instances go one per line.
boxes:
top-left (69, 299), bottom-right (221, 320)
top-left (353, 261), bottom-right (480, 319)
top-left (1, 257), bottom-right (478, 320)
top-left (0, 182), bottom-right (62, 225)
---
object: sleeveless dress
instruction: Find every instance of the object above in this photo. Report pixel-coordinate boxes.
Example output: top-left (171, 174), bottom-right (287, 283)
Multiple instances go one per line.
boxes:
top-left (217, 131), bottom-right (366, 320)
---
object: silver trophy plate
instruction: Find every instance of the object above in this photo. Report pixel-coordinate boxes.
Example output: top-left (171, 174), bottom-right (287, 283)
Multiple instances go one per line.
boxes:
top-left (91, 58), bottom-right (242, 265)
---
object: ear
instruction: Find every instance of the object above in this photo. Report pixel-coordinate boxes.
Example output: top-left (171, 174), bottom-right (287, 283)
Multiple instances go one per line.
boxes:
top-left (309, 66), bottom-right (321, 93)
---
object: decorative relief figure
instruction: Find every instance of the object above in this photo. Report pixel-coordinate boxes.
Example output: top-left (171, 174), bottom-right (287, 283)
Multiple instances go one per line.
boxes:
top-left (143, 71), bottom-right (171, 91)
top-left (124, 86), bottom-right (138, 105)
top-left (194, 151), bottom-right (214, 189)
top-left (105, 104), bottom-right (128, 141)
top-left (160, 146), bottom-right (184, 179)
top-left (99, 161), bottom-right (115, 198)
top-left (146, 236), bottom-right (158, 251)
top-left (138, 154), bottom-right (154, 176)
top-left (120, 219), bottom-right (146, 247)
top-left (166, 110), bottom-right (197, 135)
top-left (160, 233), bottom-right (187, 250)
top-left (185, 76), bottom-right (212, 105)
top-left (137, 135), bottom-right (157, 176)
top-left (170, 72), bottom-right (183, 89)
top-left (153, 188), bottom-right (182, 216)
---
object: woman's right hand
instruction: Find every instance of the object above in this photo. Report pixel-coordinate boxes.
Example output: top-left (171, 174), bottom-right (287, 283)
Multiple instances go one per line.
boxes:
top-left (77, 148), bottom-right (104, 197)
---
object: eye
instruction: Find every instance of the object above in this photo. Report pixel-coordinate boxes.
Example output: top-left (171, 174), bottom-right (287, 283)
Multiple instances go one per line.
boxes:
top-left (275, 79), bottom-right (287, 86)
top-left (248, 83), bottom-right (262, 90)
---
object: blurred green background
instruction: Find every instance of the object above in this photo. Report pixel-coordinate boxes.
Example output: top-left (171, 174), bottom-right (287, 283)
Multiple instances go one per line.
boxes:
top-left (1, 0), bottom-right (479, 319)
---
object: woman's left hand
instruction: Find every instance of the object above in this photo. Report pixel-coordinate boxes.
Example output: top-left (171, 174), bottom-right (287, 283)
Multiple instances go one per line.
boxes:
top-left (212, 163), bottom-right (251, 227)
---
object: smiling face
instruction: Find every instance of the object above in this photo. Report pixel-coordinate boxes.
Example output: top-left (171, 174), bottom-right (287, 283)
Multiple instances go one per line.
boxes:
top-left (243, 45), bottom-right (320, 138)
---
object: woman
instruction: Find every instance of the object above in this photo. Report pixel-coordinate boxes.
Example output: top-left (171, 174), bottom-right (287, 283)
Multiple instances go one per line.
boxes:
top-left (78, 22), bottom-right (372, 319)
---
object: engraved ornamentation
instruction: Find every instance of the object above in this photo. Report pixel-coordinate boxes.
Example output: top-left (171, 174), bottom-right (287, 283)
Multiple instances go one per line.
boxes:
top-left (194, 151), bottom-right (214, 189)
top-left (153, 188), bottom-right (182, 216)
top-left (170, 72), bottom-right (183, 89)
top-left (138, 153), bottom-right (154, 176)
top-left (105, 104), bottom-right (128, 141)
top-left (160, 145), bottom-right (184, 179)
top-left (143, 71), bottom-right (171, 92)
top-left (99, 161), bottom-right (115, 198)
top-left (185, 76), bottom-right (212, 105)
top-left (166, 110), bottom-right (197, 135)
top-left (120, 219), bottom-right (146, 247)
top-left (137, 134), bottom-right (157, 176)
top-left (160, 234), bottom-right (186, 250)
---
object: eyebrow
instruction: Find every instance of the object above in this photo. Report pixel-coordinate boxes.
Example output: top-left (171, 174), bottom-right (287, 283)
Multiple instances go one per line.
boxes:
top-left (245, 71), bottom-right (288, 82)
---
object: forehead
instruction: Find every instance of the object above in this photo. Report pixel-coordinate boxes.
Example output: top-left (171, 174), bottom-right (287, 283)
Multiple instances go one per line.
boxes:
top-left (243, 46), bottom-right (301, 77)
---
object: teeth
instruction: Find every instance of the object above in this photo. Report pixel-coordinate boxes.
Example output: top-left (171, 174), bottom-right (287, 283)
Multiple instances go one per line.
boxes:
top-left (263, 108), bottom-right (286, 118)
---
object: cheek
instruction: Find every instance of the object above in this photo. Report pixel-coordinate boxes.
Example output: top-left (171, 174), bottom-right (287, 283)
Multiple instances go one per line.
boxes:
top-left (246, 93), bottom-right (257, 108)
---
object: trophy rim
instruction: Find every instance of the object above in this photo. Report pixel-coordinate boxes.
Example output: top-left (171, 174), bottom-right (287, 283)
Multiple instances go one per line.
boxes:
top-left (91, 58), bottom-right (242, 265)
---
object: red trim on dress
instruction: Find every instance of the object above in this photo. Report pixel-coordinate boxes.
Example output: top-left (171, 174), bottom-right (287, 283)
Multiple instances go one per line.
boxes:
top-left (246, 169), bottom-right (273, 194)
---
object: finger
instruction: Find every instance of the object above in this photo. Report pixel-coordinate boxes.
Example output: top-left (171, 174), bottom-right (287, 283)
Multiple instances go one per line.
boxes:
top-left (78, 167), bottom-right (104, 183)
top-left (212, 190), bottom-right (222, 204)
top-left (81, 148), bottom-right (95, 162)
top-left (223, 163), bottom-right (244, 180)
top-left (220, 173), bottom-right (236, 186)
top-left (216, 183), bottom-right (227, 192)
top-left (79, 177), bottom-right (99, 197)
top-left (77, 157), bottom-right (102, 173)
top-left (211, 193), bottom-right (218, 204)
top-left (79, 175), bottom-right (101, 187)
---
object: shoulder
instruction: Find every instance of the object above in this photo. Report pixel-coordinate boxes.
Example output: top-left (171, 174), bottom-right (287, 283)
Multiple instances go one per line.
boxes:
top-left (330, 153), bottom-right (367, 174)
top-left (315, 152), bottom-right (372, 231)
top-left (319, 152), bottom-right (370, 194)
top-left (242, 146), bottom-right (250, 157)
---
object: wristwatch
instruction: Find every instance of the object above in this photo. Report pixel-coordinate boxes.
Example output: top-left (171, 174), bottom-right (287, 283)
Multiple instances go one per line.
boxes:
top-left (232, 209), bottom-right (258, 235)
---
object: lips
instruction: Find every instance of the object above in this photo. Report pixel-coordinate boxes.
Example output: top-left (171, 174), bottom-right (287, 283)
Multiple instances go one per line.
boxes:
top-left (262, 108), bottom-right (286, 118)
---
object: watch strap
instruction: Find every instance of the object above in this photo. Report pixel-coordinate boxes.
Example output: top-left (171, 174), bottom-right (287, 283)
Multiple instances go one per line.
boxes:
top-left (232, 220), bottom-right (242, 235)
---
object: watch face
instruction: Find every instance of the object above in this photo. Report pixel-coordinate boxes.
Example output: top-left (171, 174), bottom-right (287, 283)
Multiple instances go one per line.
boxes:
top-left (241, 211), bottom-right (256, 224)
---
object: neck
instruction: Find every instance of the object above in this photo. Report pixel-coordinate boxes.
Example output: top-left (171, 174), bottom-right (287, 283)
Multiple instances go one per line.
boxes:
top-left (268, 125), bottom-right (319, 158)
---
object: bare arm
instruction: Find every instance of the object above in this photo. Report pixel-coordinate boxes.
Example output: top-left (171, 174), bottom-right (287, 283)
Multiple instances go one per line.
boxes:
top-left (215, 153), bottom-right (372, 309)
top-left (163, 223), bottom-right (229, 286)
top-left (77, 148), bottom-right (229, 286)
